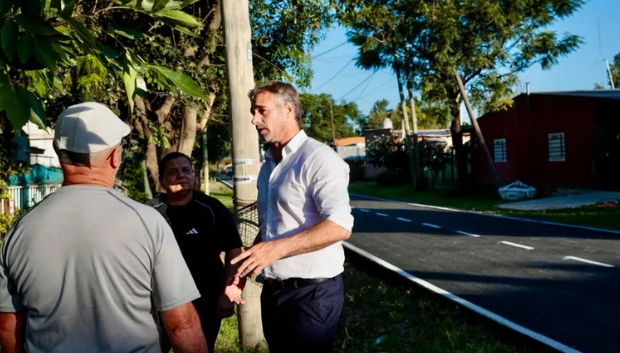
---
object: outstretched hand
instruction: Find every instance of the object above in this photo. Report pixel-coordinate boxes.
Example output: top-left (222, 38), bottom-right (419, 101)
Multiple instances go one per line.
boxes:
top-left (230, 242), bottom-right (284, 278)
top-left (223, 276), bottom-right (245, 305)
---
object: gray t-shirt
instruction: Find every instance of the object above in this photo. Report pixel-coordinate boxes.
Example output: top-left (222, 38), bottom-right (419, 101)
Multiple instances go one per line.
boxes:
top-left (0, 185), bottom-right (200, 353)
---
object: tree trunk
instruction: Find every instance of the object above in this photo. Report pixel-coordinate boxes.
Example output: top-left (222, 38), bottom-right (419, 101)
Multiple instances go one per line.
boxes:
top-left (164, 106), bottom-right (198, 156)
top-left (450, 104), bottom-right (468, 188)
top-left (134, 96), bottom-right (162, 194)
top-left (196, 92), bottom-right (217, 131)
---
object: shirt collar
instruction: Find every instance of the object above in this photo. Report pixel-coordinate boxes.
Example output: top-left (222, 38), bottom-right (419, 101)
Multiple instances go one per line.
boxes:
top-left (266, 130), bottom-right (307, 161)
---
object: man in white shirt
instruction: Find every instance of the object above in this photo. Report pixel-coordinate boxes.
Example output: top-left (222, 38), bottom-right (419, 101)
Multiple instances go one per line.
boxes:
top-left (231, 81), bottom-right (354, 353)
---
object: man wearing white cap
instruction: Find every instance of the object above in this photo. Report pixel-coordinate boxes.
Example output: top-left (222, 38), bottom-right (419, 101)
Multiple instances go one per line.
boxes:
top-left (0, 102), bottom-right (207, 353)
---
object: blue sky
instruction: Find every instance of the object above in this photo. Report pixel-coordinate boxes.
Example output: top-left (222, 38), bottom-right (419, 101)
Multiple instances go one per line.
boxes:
top-left (305, 0), bottom-right (620, 119)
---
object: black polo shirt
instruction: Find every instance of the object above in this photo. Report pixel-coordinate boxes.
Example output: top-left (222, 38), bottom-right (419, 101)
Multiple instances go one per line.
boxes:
top-left (147, 191), bottom-right (242, 306)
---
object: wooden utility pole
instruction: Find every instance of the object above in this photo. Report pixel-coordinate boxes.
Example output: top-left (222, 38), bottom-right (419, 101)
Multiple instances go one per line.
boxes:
top-left (406, 73), bottom-right (420, 188)
top-left (395, 64), bottom-right (417, 189)
top-left (453, 68), bottom-right (500, 188)
top-left (221, 0), bottom-right (264, 348)
top-left (329, 98), bottom-right (336, 147)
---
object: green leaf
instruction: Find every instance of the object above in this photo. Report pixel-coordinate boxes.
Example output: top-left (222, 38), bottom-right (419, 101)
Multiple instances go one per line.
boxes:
top-left (25, 89), bottom-right (46, 128)
top-left (66, 17), bottom-right (96, 47)
top-left (0, 85), bottom-right (31, 130)
top-left (51, 42), bottom-right (70, 63)
top-left (97, 44), bottom-right (119, 59)
top-left (1, 21), bottom-right (18, 60)
top-left (15, 14), bottom-right (62, 36)
top-left (155, 9), bottom-right (202, 28)
top-left (17, 33), bottom-right (34, 64)
top-left (151, 0), bottom-right (170, 13)
top-left (0, 0), bottom-right (13, 17)
top-left (181, 0), bottom-right (200, 8)
top-left (60, 1), bottom-right (76, 18)
top-left (32, 37), bottom-right (58, 69)
top-left (149, 65), bottom-right (206, 99)
top-left (114, 27), bottom-right (149, 40)
top-left (123, 63), bottom-right (138, 111)
top-left (159, 18), bottom-right (198, 36)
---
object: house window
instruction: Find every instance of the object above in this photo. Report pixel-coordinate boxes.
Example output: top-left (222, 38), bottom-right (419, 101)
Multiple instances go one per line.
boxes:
top-left (548, 133), bottom-right (566, 162)
top-left (493, 139), bottom-right (507, 163)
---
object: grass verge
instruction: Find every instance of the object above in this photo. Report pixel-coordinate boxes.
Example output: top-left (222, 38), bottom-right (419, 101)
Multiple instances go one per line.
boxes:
top-left (349, 182), bottom-right (620, 231)
top-left (216, 263), bottom-right (527, 353)
top-left (210, 181), bottom-right (234, 210)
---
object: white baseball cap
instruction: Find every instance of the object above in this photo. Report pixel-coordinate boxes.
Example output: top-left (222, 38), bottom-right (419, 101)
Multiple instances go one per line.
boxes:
top-left (54, 102), bottom-right (131, 153)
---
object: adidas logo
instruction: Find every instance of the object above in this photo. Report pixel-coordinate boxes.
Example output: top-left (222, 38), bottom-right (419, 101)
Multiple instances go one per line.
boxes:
top-left (185, 228), bottom-right (199, 235)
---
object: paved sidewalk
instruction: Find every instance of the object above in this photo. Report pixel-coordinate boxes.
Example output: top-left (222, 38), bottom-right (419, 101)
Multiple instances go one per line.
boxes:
top-left (498, 191), bottom-right (620, 211)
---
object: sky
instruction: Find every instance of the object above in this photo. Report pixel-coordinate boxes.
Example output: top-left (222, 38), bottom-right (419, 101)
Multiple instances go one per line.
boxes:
top-left (305, 0), bottom-right (620, 120)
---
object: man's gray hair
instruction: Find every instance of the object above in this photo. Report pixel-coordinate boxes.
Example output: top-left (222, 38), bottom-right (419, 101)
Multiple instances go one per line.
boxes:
top-left (249, 81), bottom-right (303, 124)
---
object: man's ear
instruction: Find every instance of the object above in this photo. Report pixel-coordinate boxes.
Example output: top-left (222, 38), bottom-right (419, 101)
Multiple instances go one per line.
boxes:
top-left (111, 146), bottom-right (123, 169)
top-left (285, 102), bottom-right (294, 118)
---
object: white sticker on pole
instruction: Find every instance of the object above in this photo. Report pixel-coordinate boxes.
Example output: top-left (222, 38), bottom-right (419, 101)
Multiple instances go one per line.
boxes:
top-left (234, 175), bottom-right (258, 185)
top-left (247, 42), bottom-right (253, 62)
top-left (233, 158), bottom-right (259, 166)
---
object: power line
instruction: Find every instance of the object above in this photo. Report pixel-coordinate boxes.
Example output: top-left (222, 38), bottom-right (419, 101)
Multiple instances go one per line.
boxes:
top-left (312, 59), bottom-right (354, 92)
top-left (311, 41), bottom-right (348, 59)
top-left (355, 77), bottom-right (395, 100)
top-left (353, 72), bottom-right (376, 101)
top-left (314, 71), bottom-right (369, 81)
top-left (337, 69), bottom-right (379, 101)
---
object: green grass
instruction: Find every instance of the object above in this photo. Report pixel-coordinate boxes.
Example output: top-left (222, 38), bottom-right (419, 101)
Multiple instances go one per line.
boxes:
top-left (349, 181), bottom-right (620, 231)
top-left (335, 264), bottom-right (524, 353)
top-left (215, 313), bottom-right (268, 353)
top-left (210, 181), bottom-right (234, 209)
top-left (215, 263), bottom-right (526, 353)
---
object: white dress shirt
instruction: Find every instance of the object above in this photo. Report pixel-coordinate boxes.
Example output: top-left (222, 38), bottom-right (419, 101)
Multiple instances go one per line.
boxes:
top-left (258, 130), bottom-right (354, 280)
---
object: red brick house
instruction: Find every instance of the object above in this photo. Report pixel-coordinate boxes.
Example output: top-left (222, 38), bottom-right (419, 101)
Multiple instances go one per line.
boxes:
top-left (471, 90), bottom-right (620, 190)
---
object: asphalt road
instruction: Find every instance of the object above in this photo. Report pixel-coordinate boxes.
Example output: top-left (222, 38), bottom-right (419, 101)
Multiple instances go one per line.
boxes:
top-left (348, 195), bottom-right (620, 353)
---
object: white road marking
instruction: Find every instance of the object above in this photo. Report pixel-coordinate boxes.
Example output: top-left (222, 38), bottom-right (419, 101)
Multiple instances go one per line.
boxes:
top-left (359, 209), bottom-right (370, 212)
top-left (563, 256), bottom-right (615, 268)
top-left (342, 242), bottom-right (583, 353)
top-left (350, 193), bottom-right (620, 235)
top-left (500, 241), bottom-right (534, 250)
top-left (422, 223), bottom-right (442, 229)
top-left (397, 217), bottom-right (412, 222)
top-left (376, 213), bottom-right (388, 217)
top-left (456, 230), bottom-right (481, 238)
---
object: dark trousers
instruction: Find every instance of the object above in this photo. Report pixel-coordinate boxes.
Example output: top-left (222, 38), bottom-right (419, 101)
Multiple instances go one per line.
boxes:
top-left (160, 298), bottom-right (221, 353)
top-left (261, 275), bottom-right (344, 353)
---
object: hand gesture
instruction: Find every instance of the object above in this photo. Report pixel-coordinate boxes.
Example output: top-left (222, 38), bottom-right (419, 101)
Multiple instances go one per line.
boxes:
top-left (231, 242), bottom-right (284, 278)
top-left (223, 276), bottom-right (245, 305)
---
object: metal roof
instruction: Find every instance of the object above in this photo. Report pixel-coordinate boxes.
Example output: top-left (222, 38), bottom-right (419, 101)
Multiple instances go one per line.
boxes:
top-left (525, 89), bottom-right (620, 100)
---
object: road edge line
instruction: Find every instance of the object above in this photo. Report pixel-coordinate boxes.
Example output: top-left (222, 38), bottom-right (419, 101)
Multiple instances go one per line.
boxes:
top-left (343, 241), bottom-right (583, 353)
top-left (350, 193), bottom-right (620, 235)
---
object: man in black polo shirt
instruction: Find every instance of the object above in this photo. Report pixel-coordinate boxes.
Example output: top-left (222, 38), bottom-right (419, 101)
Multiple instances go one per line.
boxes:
top-left (147, 152), bottom-right (244, 352)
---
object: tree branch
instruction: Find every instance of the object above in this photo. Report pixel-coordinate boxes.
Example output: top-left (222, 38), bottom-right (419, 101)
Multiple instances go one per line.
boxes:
top-left (155, 96), bottom-right (175, 124)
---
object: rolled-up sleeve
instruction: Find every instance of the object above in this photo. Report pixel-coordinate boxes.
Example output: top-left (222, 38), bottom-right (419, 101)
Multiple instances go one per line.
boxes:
top-left (308, 150), bottom-right (354, 232)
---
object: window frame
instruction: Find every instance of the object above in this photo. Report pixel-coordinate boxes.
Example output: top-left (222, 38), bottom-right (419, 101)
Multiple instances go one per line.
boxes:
top-left (493, 138), bottom-right (507, 163)
top-left (548, 132), bottom-right (566, 162)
